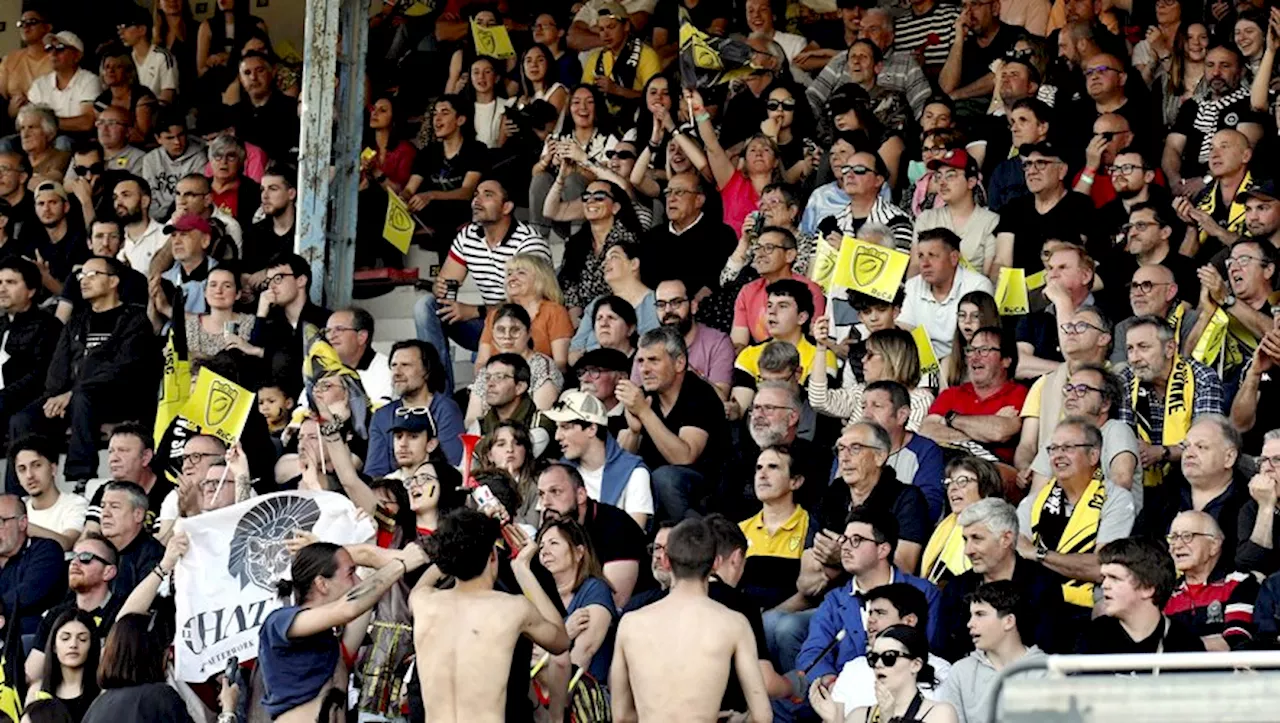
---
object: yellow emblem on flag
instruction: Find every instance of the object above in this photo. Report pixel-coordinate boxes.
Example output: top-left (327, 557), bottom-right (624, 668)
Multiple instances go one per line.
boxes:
top-left (383, 188), bottom-right (413, 254)
top-left (831, 236), bottom-right (909, 303)
top-left (911, 325), bottom-right (940, 376)
top-left (995, 268), bottom-right (1029, 315)
top-left (471, 19), bottom-right (515, 59)
top-left (183, 369), bottom-right (256, 445)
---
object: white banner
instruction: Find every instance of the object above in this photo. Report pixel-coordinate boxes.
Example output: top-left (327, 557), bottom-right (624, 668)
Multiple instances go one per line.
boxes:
top-left (173, 491), bottom-right (376, 682)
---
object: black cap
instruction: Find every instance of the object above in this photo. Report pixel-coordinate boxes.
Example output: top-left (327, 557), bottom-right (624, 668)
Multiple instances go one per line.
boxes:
top-left (828, 83), bottom-right (869, 115)
top-left (1238, 179), bottom-right (1278, 204)
top-left (1018, 140), bottom-right (1062, 160)
top-left (572, 348), bottom-right (632, 375)
top-left (1002, 49), bottom-right (1041, 85)
top-left (119, 4), bottom-right (152, 29)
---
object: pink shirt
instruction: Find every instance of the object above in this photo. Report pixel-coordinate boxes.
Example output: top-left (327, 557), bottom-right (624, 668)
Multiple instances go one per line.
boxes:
top-left (721, 170), bottom-right (760, 237)
top-left (732, 273), bottom-right (828, 343)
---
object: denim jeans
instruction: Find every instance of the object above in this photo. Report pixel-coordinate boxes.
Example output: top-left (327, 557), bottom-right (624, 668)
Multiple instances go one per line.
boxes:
top-left (413, 293), bottom-right (485, 396)
top-left (651, 465), bottom-right (707, 525)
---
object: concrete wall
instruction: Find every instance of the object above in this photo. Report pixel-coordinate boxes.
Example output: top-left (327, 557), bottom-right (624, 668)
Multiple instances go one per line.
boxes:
top-left (0, 0), bottom-right (308, 58)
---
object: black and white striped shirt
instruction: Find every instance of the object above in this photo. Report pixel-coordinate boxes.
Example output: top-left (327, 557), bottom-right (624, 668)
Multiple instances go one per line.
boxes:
top-left (447, 220), bottom-right (551, 306)
top-left (894, 2), bottom-right (961, 69)
top-left (835, 197), bottom-right (916, 251)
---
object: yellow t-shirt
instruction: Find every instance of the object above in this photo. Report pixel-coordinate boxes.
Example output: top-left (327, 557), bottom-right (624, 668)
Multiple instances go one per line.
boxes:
top-left (581, 43), bottom-right (661, 90)
top-left (735, 337), bottom-right (838, 384)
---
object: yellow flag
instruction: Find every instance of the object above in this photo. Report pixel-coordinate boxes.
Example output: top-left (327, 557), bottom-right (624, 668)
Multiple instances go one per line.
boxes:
top-left (154, 331), bottom-right (190, 446)
top-left (1192, 306), bottom-right (1230, 365)
top-left (383, 188), bottom-right (413, 253)
top-left (830, 236), bottom-right (910, 303)
top-left (471, 19), bottom-right (515, 59)
top-left (401, 0), bottom-right (433, 16)
top-left (995, 268), bottom-right (1029, 315)
top-left (1026, 270), bottom-right (1046, 290)
top-left (182, 368), bottom-right (256, 445)
top-left (911, 325), bottom-right (940, 376)
top-left (809, 239), bottom-right (839, 292)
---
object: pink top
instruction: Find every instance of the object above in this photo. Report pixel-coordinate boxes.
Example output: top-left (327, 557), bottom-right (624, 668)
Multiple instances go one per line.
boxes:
top-left (732, 272), bottom-right (828, 343)
top-left (720, 170), bottom-right (761, 237)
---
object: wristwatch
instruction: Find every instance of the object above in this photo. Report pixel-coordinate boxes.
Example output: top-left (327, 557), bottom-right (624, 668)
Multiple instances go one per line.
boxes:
top-left (1035, 538), bottom-right (1049, 562)
top-left (945, 410), bottom-right (960, 428)
top-left (1222, 294), bottom-right (1237, 309)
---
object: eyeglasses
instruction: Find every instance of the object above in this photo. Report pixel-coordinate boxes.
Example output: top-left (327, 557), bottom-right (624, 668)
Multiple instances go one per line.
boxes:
top-left (840, 164), bottom-right (874, 177)
top-left (1084, 65), bottom-right (1121, 78)
top-left (1128, 280), bottom-right (1170, 294)
top-left (265, 272), bottom-right (295, 286)
top-left (1227, 255), bottom-right (1270, 269)
top-left (492, 324), bottom-right (526, 339)
top-left (837, 533), bottom-right (877, 549)
top-left (1021, 158), bottom-right (1059, 171)
top-left (646, 542), bottom-right (667, 556)
top-left (766, 99), bottom-right (796, 111)
top-left (1059, 320), bottom-right (1105, 335)
top-left (576, 366), bottom-right (608, 381)
top-left (70, 551), bottom-right (113, 565)
top-left (750, 403), bottom-right (794, 416)
top-left (322, 325), bottom-right (357, 338)
top-left (394, 405), bottom-right (438, 437)
top-left (866, 650), bottom-right (916, 668)
top-left (581, 190), bottom-right (614, 203)
top-left (1166, 531), bottom-right (1219, 545)
top-left (1045, 442), bottom-right (1096, 454)
top-left (182, 451), bottom-right (224, 466)
top-left (0, 166), bottom-right (19, 175)
top-left (406, 472), bottom-right (439, 489)
top-left (944, 475), bottom-right (978, 488)
top-left (43, 44), bottom-right (71, 53)
top-left (835, 442), bottom-right (881, 456)
top-left (211, 152), bottom-right (241, 162)
top-left (1062, 382), bottom-right (1103, 397)
top-left (1121, 221), bottom-right (1160, 235)
top-left (1260, 455), bottom-right (1280, 469)
top-left (488, 372), bottom-right (516, 382)
top-left (965, 345), bottom-right (1000, 357)
top-left (663, 187), bottom-right (697, 197)
top-left (755, 242), bottom-right (794, 255)
top-left (76, 269), bottom-right (115, 281)
top-left (605, 149), bottom-right (636, 160)
top-left (1108, 163), bottom-right (1145, 175)
top-left (16, 19), bottom-right (45, 28)
top-left (73, 163), bottom-right (104, 176)
top-left (654, 297), bottom-right (688, 310)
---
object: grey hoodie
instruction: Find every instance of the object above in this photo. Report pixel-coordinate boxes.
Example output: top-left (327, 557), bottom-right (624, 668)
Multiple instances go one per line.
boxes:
top-left (140, 135), bottom-right (208, 219)
top-left (937, 646), bottom-right (1048, 723)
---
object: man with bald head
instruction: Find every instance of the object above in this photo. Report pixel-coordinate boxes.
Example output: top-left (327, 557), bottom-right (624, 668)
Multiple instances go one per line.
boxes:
top-left (1174, 128), bottom-right (1254, 262)
top-left (1164, 510), bottom-right (1259, 650)
top-left (1164, 42), bottom-right (1261, 195)
top-left (1071, 113), bottom-right (1142, 207)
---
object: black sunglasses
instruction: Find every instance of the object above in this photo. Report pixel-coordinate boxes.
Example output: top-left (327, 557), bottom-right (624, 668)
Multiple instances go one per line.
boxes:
top-left (73, 163), bottom-right (104, 176)
top-left (605, 149), bottom-right (636, 160)
top-left (766, 99), bottom-right (796, 111)
top-left (70, 551), bottom-right (112, 566)
top-left (866, 650), bottom-right (916, 668)
top-left (581, 190), bottom-right (615, 202)
top-left (43, 44), bottom-right (70, 53)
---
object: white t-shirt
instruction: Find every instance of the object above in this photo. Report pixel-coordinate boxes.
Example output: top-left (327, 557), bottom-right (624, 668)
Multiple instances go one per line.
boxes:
top-left (578, 464), bottom-right (654, 517)
top-left (27, 69), bottom-right (102, 119)
top-left (159, 488), bottom-right (179, 522)
top-left (120, 218), bottom-right (169, 275)
top-left (472, 97), bottom-right (515, 149)
top-left (135, 45), bottom-right (180, 97)
top-left (831, 653), bottom-right (952, 709)
top-left (26, 492), bottom-right (89, 535)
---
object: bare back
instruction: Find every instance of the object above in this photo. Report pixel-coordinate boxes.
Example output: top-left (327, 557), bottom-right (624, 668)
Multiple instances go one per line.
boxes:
top-left (412, 587), bottom-right (531, 723)
top-left (613, 594), bottom-right (766, 722)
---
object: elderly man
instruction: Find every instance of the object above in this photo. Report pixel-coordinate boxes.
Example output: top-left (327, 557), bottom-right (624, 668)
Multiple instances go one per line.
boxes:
top-left (993, 141), bottom-right (1099, 277)
top-left (1136, 415), bottom-right (1250, 573)
top-left (862, 380), bottom-right (945, 521)
top-left (149, 213), bottom-right (217, 325)
top-left (0, 493), bottom-right (67, 635)
top-left (816, 422), bottom-right (930, 572)
top-left (156, 434), bottom-right (227, 542)
top-left (806, 8), bottom-right (932, 118)
top-left (140, 108), bottom-right (208, 219)
top-left (224, 50), bottom-right (298, 163)
top-left (1111, 264), bottom-right (1198, 365)
top-left (639, 173), bottom-right (737, 303)
top-left (729, 380), bottom-right (831, 519)
top-left (937, 498), bottom-right (1065, 662)
top-left (618, 326), bottom-right (728, 524)
top-left (168, 172), bottom-right (241, 259)
top-left (23, 533), bottom-right (120, 685)
top-left (1185, 239), bottom-right (1277, 385)
top-left (549, 389), bottom-right (652, 529)
top-left (26, 31), bottom-right (100, 135)
top-left (1174, 129), bottom-right (1254, 262)
top-left (1015, 306), bottom-right (1114, 474)
top-left (87, 422), bottom-right (168, 533)
top-left (1164, 44), bottom-right (1260, 194)
top-left (575, 348), bottom-right (632, 435)
top-left (1117, 316), bottom-right (1223, 487)
top-left (1238, 431), bottom-right (1280, 575)
top-left (900, 228), bottom-right (994, 356)
top-left (98, 481), bottom-right (164, 597)
top-left (921, 326), bottom-right (1026, 463)
top-left (834, 150), bottom-right (913, 251)
top-left (1013, 243), bottom-right (1100, 377)
top-left (1165, 510), bottom-right (1258, 650)
top-left (1017, 418), bottom-right (1136, 616)
top-left (324, 308), bottom-right (392, 406)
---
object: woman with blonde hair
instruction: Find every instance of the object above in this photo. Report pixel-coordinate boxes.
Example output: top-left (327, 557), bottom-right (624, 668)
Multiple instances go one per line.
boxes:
top-left (476, 253), bottom-right (573, 372)
top-left (941, 291), bottom-right (1000, 390)
top-left (808, 327), bottom-right (935, 431)
top-left (920, 457), bottom-right (1005, 584)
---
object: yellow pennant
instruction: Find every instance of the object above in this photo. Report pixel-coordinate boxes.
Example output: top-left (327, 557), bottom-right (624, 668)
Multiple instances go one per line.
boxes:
top-left (1191, 306), bottom-right (1230, 365)
top-left (154, 332), bottom-right (190, 446)
top-left (182, 368), bottom-right (256, 445)
top-left (911, 325), bottom-right (940, 376)
top-left (831, 236), bottom-right (910, 303)
top-left (383, 188), bottom-right (413, 254)
top-left (471, 19), bottom-right (515, 59)
top-left (809, 237), bottom-right (839, 292)
top-left (995, 267), bottom-right (1029, 315)
top-left (1026, 270), bottom-right (1046, 290)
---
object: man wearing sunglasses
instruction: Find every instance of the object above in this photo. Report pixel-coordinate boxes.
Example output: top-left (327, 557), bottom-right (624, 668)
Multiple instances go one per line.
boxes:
top-left (24, 532), bottom-right (120, 687)
top-left (26, 31), bottom-right (99, 135)
top-left (834, 149), bottom-right (914, 251)
top-left (992, 141), bottom-right (1100, 278)
top-left (0, 10), bottom-right (53, 121)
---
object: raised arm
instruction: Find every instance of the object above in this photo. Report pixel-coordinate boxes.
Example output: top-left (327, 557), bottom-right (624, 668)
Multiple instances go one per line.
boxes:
top-left (287, 545), bottom-right (427, 639)
top-left (512, 527), bottom-right (571, 654)
top-left (121, 530), bottom-right (188, 617)
top-left (686, 89), bottom-right (735, 189)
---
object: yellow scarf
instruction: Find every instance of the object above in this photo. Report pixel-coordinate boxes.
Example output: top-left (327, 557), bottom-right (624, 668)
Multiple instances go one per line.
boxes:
top-left (1030, 472), bottom-right (1107, 608)
top-left (1194, 172), bottom-right (1251, 246)
top-left (922, 513), bottom-right (972, 584)
top-left (1130, 356), bottom-right (1195, 488)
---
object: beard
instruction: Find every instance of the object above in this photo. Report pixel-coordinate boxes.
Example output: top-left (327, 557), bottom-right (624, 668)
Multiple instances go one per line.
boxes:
top-left (116, 205), bottom-right (143, 224)
top-left (1114, 186), bottom-right (1141, 200)
top-left (662, 313), bottom-right (693, 335)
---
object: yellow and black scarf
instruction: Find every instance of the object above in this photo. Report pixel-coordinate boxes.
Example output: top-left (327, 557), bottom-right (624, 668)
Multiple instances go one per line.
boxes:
top-left (1130, 356), bottom-right (1195, 488)
top-left (1030, 471), bottom-right (1107, 608)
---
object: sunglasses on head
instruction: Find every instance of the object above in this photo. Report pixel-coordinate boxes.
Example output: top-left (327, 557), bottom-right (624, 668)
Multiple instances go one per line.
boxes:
top-left (766, 99), bottom-right (796, 111)
top-left (605, 149), bottom-right (636, 160)
top-left (866, 650), bottom-right (916, 668)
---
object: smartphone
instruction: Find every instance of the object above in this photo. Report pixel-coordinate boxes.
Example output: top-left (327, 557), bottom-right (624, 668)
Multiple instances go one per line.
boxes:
top-left (224, 656), bottom-right (239, 681)
top-left (224, 321), bottom-right (240, 336)
top-left (444, 279), bottom-right (460, 301)
top-left (472, 484), bottom-right (498, 510)
top-left (752, 211), bottom-right (765, 237)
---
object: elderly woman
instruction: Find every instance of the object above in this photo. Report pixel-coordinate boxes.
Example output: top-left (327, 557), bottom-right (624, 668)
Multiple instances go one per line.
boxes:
top-left (207, 133), bottom-right (260, 230)
top-left (921, 457), bottom-right (1005, 584)
top-left (476, 253), bottom-right (572, 372)
top-left (17, 104), bottom-right (69, 186)
top-left (93, 49), bottom-right (156, 144)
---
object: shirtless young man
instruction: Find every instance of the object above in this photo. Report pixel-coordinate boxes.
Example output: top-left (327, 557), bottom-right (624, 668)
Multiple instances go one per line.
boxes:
top-left (610, 518), bottom-right (772, 723)
top-left (411, 508), bottom-right (571, 723)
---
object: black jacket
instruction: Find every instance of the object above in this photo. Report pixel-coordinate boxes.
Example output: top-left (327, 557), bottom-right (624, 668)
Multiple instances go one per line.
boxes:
top-left (0, 308), bottom-right (61, 413)
top-left (45, 303), bottom-right (158, 398)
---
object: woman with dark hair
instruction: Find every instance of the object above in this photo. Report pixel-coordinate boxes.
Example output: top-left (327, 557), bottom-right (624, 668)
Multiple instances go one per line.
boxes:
top-left (587, 295), bottom-right (639, 359)
top-left (443, 7), bottom-right (518, 98)
top-left (79, 614), bottom-right (194, 722)
top-left (361, 95), bottom-right (417, 192)
top-left (758, 83), bottom-right (819, 186)
top-left (27, 609), bottom-right (100, 721)
top-left (829, 83), bottom-right (904, 190)
top-left (941, 291), bottom-right (1000, 391)
top-left (473, 421), bottom-right (539, 525)
top-left (369, 476), bottom-right (416, 549)
top-left (538, 518), bottom-right (616, 683)
top-left (528, 84), bottom-right (618, 238)
top-left (517, 43), bottom-right (568, 116)
top-left (187, 264), bottom-right (259, 360)
top-left (257, 541), bottom-right (426, 722)
top-left (811, 624), bottom-right (959, 723)
top-left (154, 0), bottom-right (199, 94)
top-left (921, 457), bottom-right (1005, 584)
top-left (195, 0), bottom-right (266, 80)
top-left (531, 11), bottom-right (582, 92)
top-left (628, 73), bottom-right (672, 148)
top-left (550, 177), bottom-right (641, 319)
